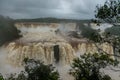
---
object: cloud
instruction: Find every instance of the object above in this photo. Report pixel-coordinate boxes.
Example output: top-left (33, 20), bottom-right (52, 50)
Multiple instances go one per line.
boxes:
top-left (0, 0), bottom-right (106, 19)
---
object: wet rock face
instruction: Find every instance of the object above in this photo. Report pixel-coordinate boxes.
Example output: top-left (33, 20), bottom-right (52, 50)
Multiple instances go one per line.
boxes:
top-left (54, 45), bottom-right (60, 63)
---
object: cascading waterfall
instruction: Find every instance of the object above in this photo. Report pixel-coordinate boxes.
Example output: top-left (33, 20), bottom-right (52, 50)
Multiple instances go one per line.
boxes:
top-left (6, 41), bottom-right (113, 66)
top-left (2, 22), bottom-right (116, 80)
top-left (78, 42), bottom-right (114, 55)
top-left (6, 42), bottom-right (76, 66)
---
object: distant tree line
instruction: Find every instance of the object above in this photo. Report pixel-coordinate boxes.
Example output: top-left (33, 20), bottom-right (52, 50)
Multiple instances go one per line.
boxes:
top-left (15, 17), bottom-right (91, 23)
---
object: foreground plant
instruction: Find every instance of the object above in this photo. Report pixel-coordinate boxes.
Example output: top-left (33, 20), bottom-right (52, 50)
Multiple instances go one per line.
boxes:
top-left (69, 53), bottom-right (119, 80)
top-left (5, 58), bottom-right (59, 80)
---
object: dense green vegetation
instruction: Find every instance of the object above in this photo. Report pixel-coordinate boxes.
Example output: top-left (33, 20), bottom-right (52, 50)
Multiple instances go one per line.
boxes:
top-left (0, 74), bottom-right (4, 80)
top-left (105, 26), bottom-right (120, 36)
top-left (0, 15), bottom-right (21, 46)
top-left (95, 0), bottom-right (120, 24)
top-left (78, 23), bottom-right (101, 42)
top-left (70, 53), bottom-right (118, 80)
top-left (1, 59), bottom-right (59, 80)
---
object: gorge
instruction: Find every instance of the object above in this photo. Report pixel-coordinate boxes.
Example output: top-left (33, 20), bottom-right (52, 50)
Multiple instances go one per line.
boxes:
top-left (6, 22), bottom-right (114, 66)
top-left (0, 22), bottom-right (117, 80)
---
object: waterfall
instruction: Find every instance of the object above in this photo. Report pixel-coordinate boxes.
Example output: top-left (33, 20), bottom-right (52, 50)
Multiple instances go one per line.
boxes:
top-left (6, 42), bottom-right (76, 66)
top-left (6, 41), bottom-right (114, 66)
top-left (2, 22), bottom-right (115, 80)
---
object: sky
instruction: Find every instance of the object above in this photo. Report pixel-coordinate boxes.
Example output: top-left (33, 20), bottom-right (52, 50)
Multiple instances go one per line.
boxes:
top-left (0, 0), bottom-right (106, 19)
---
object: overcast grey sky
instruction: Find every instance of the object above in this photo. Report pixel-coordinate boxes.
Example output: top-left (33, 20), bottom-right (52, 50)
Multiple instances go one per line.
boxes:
top-left (0, 0), bottom-right (106, 19)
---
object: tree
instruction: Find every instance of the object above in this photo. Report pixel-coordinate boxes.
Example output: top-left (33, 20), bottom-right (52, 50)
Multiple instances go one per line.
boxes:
top-left (105, 26), bottom-right (120, 36)
top-left (24, 59), bottom-right (59, 80)
top-left (0, 74), bottom-right (4, 80)
top-left (76, 23), bottom-right (102, 42)
top-left (94, 0), bottom-right (120, 58)
top-left (95, 0), bottom-right (120, 24)
top-left (69, 53), bottom-right (119, 80)
top-left (5, 59), bottom-right (59, 80)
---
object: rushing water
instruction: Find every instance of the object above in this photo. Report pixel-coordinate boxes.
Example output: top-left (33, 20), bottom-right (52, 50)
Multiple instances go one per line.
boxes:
top-left (0, 22), bottom-right (119, 80)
